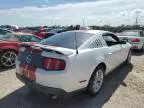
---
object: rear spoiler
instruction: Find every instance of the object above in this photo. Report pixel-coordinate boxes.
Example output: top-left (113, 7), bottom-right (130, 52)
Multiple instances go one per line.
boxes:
top-left (20, 43), bottom-right (75, 55)
top-left (35, 44), bottom-right (75, 56)
top-left (19, 43), bottom-right (66, 55)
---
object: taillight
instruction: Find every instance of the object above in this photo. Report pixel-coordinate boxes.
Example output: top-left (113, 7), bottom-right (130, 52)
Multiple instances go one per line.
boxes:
top-left (132, 38), bottom-right (140, 42)
top-left (43, 57), bottom-right (65, 70)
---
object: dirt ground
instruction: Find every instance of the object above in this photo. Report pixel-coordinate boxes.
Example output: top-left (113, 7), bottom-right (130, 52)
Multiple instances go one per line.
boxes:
top-left (0, 51), bottom-right (144, 108)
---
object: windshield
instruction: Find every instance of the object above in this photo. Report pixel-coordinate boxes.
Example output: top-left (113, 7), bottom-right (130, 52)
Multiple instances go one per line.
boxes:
top-left (40, 32), bottom-right (92, 49)
top-left (0, 34), bottom-right (12, 40)
top-left (0, 33), bottom-right (19, 41)
top-left (122, 31), bottom-right (140, 37)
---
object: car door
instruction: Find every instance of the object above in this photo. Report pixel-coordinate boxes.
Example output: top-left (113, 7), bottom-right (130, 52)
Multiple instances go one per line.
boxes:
top-left (102, 33), bottom-right (123, 72)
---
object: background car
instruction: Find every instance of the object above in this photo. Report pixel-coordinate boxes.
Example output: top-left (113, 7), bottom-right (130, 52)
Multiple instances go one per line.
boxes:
top-left (118, 30), bottom-right (144, 51)
top-left (79, 26), bottom-right (91, 30)
top-left (32, 28), bottom-right (52, 38)
top-left (45, 28), bottom-right (67, 38)
top-left (16, 30), bottom-right (131, 98)
top-left (0, 28), bottom-right (13, 35)
top-left (0, 33), bottom-right (42, 68)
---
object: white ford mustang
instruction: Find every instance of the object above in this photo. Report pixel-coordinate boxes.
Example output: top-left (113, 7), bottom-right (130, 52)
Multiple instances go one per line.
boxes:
top-left (16, 30), bottom-right (131, 98)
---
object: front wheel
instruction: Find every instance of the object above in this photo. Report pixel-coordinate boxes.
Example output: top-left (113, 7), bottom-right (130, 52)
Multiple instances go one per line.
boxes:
top-left (125, 50), bottom-right (131, 64)
top-left (0, 51), bottom-right (17, 68)
top-left (87, 66), bottom-right (104, 96)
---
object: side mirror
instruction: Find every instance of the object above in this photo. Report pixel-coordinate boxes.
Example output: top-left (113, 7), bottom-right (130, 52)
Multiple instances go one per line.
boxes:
top-left (119, 40), bottom-right (126, 44)
top-left (58, 31), bottom-right (62, 33)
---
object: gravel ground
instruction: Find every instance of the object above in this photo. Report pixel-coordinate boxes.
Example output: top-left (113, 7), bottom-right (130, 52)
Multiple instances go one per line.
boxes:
top-left (0, 51), bottom-right (144, 108)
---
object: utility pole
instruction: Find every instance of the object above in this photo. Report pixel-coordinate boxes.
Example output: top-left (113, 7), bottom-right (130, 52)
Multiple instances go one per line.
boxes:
top-left (135, 15), bottom-right (138, 25)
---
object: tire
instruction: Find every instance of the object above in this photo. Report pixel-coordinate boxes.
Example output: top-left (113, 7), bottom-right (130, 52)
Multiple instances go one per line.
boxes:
top-left (87, 66), bottom-right (105, 96)
top-left (125, 50), bottom-right (131, 64)
top-left (0, 51), bottom-right (17, 68)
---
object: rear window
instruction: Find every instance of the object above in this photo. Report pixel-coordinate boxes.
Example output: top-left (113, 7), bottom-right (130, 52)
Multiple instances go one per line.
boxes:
top-left (40, 32), bottom-right (92, 49)
top-left (122, 31), bottom-right (140, 37)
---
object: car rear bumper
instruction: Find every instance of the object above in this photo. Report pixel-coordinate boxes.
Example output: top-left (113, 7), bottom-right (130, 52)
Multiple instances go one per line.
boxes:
top-left (131, 43), bottom-right (143, 49)
top-left (16, 73), bottom-right (67, 96)
top-left (16, 59), bottom-right (85, 93)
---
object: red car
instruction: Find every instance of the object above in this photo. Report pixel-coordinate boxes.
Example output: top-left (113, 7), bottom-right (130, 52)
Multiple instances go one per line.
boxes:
top-left (32, 28), bottom-right (51, 39)
top-left (0, 33), bottom-right (42, 68)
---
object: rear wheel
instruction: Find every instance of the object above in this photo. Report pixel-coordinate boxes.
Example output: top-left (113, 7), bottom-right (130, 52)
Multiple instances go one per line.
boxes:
top-left (0, 51), bottom-right (17, 68)
top-left (87, 66), bottom-right (104, 96)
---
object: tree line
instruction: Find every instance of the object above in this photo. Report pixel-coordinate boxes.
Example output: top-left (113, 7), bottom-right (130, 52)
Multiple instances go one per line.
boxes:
top-left (89, 25), bottom-right (144, 33)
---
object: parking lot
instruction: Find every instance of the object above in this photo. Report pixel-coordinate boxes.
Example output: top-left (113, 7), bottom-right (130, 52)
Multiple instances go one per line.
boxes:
top-left (0, 51), bottom-right (143, 108)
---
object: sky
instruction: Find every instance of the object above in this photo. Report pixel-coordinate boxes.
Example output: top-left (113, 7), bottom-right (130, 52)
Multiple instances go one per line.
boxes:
top-left (0, 0), bottom-right (144, 26)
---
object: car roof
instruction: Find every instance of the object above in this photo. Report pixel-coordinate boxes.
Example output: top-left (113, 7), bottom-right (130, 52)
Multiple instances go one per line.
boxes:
top-left (67, 30), bottom-right (108, 35)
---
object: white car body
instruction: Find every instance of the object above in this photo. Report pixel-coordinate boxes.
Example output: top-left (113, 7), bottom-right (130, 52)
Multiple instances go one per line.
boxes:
top-left (118, 30), bottom-right (144, 50)
top-left (16, 30), bottom-right (131, 96)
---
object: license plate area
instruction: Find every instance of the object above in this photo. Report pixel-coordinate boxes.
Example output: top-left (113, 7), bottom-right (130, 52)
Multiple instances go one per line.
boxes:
top-left (20, 66), bottom-right (36, 81)
top-left (20, 69), bottom-right (28, 77)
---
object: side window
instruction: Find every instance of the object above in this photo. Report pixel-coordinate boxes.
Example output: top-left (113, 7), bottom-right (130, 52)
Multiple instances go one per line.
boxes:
top-left (19, 35), bottom-right (41, 42)
top-left (30, 36), bottom-right (41, 42)
top-left (19, 35), bottom-right (29, 42)
top-left (102, 33), bottom-right (119, 46)
top-left (103, 36), bottom-right (117, 42)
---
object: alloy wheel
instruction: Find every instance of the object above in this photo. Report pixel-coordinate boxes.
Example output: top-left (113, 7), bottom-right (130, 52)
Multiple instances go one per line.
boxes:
top-left (92, 69), bottom-right (104, 93)
top-left (1, 51), bottom-right (17, 67)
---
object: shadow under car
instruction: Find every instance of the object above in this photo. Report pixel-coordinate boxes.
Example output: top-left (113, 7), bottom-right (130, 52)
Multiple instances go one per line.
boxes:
top-left (0, 63), bottom-right (133, 108)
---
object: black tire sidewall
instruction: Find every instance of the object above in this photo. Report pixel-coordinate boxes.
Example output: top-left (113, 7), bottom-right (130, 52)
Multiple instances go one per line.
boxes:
top-left (87, 66), bottom-right (105, 96)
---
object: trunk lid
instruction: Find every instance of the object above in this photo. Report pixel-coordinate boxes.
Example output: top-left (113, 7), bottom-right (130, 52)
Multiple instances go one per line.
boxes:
top-left (118, 35), bottom-right (142, 43)
top-left (18, 43), bottom-right (75, 69)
